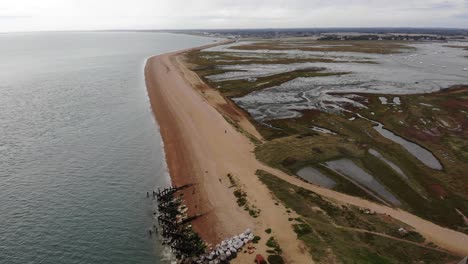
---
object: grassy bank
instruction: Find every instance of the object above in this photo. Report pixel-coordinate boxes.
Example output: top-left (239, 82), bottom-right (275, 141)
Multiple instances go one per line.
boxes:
top-left (256, 170), bottom-right (457, 263)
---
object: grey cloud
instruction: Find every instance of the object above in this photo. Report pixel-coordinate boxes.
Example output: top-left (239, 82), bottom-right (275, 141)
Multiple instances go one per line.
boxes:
top-left (0, 0), bottom-right (467, 32)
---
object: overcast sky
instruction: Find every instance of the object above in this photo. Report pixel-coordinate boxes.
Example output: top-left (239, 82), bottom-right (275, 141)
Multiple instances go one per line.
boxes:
top-left (1, 0), bottom-right (467, 32)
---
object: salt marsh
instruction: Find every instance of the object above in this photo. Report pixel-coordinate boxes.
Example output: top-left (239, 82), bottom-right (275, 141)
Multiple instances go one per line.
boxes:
top-left (207, 41), bottom-right (467, 121)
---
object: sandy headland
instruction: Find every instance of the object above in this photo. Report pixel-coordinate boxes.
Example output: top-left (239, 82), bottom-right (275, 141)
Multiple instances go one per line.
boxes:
top-left (145, 41), bottom-right (468, 262)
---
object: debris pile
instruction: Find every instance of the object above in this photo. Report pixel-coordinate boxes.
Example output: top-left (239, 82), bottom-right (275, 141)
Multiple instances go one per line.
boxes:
top-left (359, 208), bottom-right (376, 215)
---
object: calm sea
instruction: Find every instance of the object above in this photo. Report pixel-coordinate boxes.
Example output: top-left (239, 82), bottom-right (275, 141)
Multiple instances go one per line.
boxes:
top-left (0, 31), bottom-right (217, 264)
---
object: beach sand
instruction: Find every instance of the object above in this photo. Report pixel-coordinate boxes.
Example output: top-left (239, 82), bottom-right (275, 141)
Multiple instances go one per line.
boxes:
top-left (145, 43), bottom-right (468, 262)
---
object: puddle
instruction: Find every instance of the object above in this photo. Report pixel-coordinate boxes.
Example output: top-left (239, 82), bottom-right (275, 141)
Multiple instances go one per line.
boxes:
top-left (310, 126), bottom-right (337, 135)
top-left (368, 149), bottom-right (408, 180)
top-left (372, 123), bottom-right (442, 170)
top-left (326, 159), bottom-right (401, 205)
top-left (419, 103), bottom-right (434, 107)
top-left (378, 96), bottom-right (400, 105)
top-left (355, 113), bottom-right (442, 170)
top-left (379, 97), bottom-right (388, 104)
top-left (296, 167), bottom-right (337, 188)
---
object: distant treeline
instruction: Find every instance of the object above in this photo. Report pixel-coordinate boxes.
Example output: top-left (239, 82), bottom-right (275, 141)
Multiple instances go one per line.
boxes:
top-left (318, 34), bottom-right (448, 41)
top-left (166, 27), bottom-right (468, 38)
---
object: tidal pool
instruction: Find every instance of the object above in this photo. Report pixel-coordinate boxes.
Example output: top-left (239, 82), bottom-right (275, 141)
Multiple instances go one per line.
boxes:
top-left (373, 123), bottom-right (443, 170)
top-left (296, 167), bottom-right (337, 188)
top-left (354, 113), bottom-right (443, 170)
top-left (310, 126), bottom-right (337, 135)
top-left (326, 159), bottom-right (401, 205)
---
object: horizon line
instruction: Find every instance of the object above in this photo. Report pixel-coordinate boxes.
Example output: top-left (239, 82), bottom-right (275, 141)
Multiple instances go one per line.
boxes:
top-left (2, 26), bottom-right (468, 34)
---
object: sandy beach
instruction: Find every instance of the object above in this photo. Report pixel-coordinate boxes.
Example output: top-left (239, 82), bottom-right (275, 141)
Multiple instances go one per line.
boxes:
top-left (145, 42), bottom-right (468, 261)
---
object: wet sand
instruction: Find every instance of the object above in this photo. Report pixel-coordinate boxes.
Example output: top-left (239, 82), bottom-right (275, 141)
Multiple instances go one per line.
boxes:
top-left (145, 43), bottom-right (468, 261)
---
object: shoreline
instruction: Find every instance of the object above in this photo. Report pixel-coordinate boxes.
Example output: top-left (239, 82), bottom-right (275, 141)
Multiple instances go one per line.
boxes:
top-left (144, 42), bottom-right (314, 263)
top-left (144, 40), bottom-right (251, 244)
top-left (144, 42), bottom-right (468, 260)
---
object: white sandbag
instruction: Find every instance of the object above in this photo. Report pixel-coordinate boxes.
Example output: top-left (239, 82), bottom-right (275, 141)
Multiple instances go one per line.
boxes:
top-left (207, 252), bottom-right (215, 260)
top-left (220, 254), bottom-right (226, 261)
top-left (234, 240), bottom-right (243, 249)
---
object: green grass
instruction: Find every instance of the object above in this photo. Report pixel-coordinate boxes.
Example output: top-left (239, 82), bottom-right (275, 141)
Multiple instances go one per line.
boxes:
top-left (256, 170), bottom-right (457, 263)
top-left (267, 255), bottom-right (285, 264)
top-left (293, 223), bottom-right (312, 236)
top-left (228, 40), bottom-right (415, 54)
top-left (228, 174), bottom-right (260, 218)
top-left (214, 70), bottom-right (350, 98)
top-left (253, 104), bottom-right (467, 232)
top-left (266, 236), bottom-right (283, 254)
top-left (233, 189), bottom-right (247, 206)
top-left (252, 235), bottom-right (261, 243)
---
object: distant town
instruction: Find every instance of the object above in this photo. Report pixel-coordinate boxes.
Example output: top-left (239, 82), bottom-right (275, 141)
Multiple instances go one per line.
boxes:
top-left (159, 27), bottom-right (468, 41)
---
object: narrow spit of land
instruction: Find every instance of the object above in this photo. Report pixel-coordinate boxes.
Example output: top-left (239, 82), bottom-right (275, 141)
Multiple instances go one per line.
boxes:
top-left (144, 42), bottom-right (468, 262)
top-left (145, 44), bottom-right (313, 263)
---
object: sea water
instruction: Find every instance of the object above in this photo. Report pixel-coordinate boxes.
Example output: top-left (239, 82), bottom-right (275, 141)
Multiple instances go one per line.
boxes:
top-left (0, 31), bottom-right (217, 264)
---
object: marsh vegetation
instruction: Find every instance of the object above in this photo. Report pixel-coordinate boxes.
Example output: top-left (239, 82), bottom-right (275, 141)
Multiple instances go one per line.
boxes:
top-left (186, 38), bottom-right (468, 238)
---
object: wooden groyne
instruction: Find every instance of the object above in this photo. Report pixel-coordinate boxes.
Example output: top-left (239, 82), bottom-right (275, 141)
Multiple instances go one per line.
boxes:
top-left (153, 185), bottom-right (207, 262)
top-left (150, 185), bottom-right (255, 263)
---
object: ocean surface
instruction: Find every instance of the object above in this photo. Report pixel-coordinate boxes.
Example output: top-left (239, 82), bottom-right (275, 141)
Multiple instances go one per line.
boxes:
top-left (0, 32), bottom-right (217, 264)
